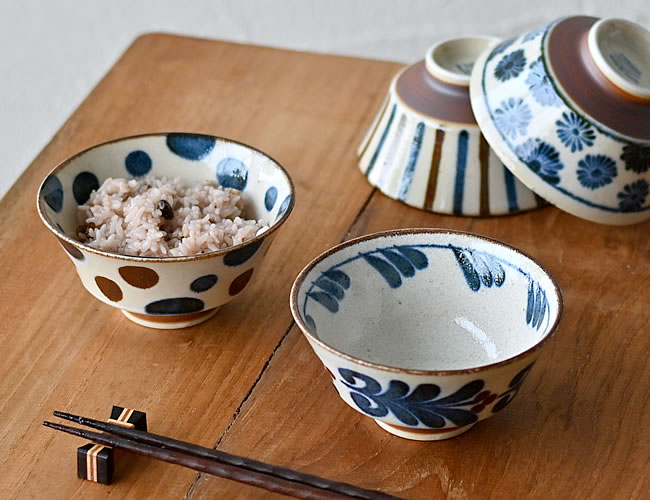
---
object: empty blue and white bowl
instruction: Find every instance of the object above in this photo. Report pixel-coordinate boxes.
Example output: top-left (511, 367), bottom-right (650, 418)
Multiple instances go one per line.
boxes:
top-left (37, 133), bottom-right (295, 329)
top-left (290, 229), bottom-right (562, 440)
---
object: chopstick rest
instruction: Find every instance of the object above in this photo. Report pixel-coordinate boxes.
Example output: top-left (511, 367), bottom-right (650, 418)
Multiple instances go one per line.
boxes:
top-left (49, 411), bottom-right (399, 499)
top-left (76, 406), bottom-right (147, 484)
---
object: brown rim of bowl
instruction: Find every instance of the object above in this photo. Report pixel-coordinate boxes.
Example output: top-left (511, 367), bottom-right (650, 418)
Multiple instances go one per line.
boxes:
top-left (36, 132), bottom-right (296, 263)
top-left (289, 228), bottom-right (564, 376)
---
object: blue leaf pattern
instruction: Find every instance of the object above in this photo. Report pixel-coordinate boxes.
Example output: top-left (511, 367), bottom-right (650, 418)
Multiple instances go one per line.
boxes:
top-left (362, 254), bottom-right (402, 288)
top-left (339, 369), bottom-right (483, 428)
top-left (303, 244), bottom-right (548, 333)
top-left (395, 246), bottom-right (428, 269)
top-left (313, 276), bottom-right (345, 300)
top-left (307, 291), bottom-right (339, 313)
top-left (379, 249), bottom-right (415, 277)
top-left (450, 246), bottom-right (506, 291)
top-left (323, 269), bottom-right (350, 289)
top-left (526, 281), bottom-right (548, 330)
top-left (492, 363), bottom-right (534, 413)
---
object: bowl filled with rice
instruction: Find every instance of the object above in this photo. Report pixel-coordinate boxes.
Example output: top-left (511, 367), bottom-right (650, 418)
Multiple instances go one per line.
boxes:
top-left (37, 133), bottom-right (295, 328)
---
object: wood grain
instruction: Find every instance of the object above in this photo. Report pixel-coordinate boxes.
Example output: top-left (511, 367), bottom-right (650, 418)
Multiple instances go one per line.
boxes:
top-left (0, 34), bottom-right (401, 498)
top-left (1, 32), bottom-right (648, 500)
top-left (204, 196), bottom-right (650, 499)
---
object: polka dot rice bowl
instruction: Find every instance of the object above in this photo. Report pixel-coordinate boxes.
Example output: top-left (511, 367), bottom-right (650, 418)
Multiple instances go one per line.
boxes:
top-left (37, 133), bottom-right (295, 329)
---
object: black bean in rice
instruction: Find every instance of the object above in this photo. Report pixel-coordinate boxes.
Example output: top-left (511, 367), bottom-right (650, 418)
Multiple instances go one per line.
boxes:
top-left (78, 176), bottom-right (268, 257)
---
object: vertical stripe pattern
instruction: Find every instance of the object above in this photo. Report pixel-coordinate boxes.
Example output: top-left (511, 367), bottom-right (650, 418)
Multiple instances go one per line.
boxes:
top-left (453, 130), bottom-right (469, 215)
top-left (504, 166), bottom-right (519, 213)
top-left (358, 96), bottom-right (389, 157)
top-left (357, 97), bottom-right (543, 215)
top-left (479, 135), bottom-right (490, 215)
top-left (364, 104), bottom-right (396, 177)
top-left (108, 408), bottom-right (136, 428)
top-left (397, 122), bottom-right (425, 200)
top-left (86, 444), bottom-right (105, 482)
top-left (424, 129), bottom-right (445, 209)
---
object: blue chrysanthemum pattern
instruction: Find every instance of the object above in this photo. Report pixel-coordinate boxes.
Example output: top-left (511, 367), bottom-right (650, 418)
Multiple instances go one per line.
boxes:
top-left (526, 59), bottom-right (562, 107)
top-left (493, 98), bottom-right (532, 140)
top-left (617, 179), bottom-right (649, 212)
top-left (556, 112), bottom-right (595, 153)
top-left (576, 154), bottom-right (617, 190)
top-left (515, 139), bottom-right (564, 185)
top-left (487, 38), bottom-right (515, 62)
top-left (494, 50), bottom-right (526, 82)
top-left (479, 23), bottom-right (650, 218)
top-left (620, 145), bottom-right (650, 174)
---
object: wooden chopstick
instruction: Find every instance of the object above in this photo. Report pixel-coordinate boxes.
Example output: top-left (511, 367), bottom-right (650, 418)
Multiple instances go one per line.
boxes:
top-left (44, 414), bottom-right (401, 500)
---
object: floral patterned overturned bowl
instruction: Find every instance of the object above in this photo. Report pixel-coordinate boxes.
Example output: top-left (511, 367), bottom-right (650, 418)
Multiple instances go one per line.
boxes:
top-left (290, 229), bottom-right (562, 440)
top-left (358, 36), bottom-right (545, 216)
top-left (37, 133), bottom-right (295, 329)
top-left (469, 16), bottom-right (650, 224)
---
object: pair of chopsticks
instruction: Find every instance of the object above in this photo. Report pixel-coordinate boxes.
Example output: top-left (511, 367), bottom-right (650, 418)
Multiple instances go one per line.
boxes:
top-left (44, 412), bottom-right (401, 500)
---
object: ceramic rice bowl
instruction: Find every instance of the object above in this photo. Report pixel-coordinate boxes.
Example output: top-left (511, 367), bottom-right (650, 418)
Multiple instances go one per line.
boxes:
top-left (358, 36), bottom-right (544, 216)
top-left (290, 229), bottom-right (562, 440)
top-left (470, 16), bottom-right (650, 224)
top-left (37, 133), bottom-right (294, 329)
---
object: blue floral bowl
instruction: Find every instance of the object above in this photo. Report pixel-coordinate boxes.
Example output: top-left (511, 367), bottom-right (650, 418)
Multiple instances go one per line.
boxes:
top-left (470, 16), bottom-right (650, 225)
top-left (37, 133), bottom-right (295, 329)
top-left (290, 229), bottom-right (562, 440)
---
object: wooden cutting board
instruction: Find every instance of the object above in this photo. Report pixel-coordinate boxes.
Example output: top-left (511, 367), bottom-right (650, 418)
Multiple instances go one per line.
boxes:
top-left (0, 34), bottom-right (647, 499)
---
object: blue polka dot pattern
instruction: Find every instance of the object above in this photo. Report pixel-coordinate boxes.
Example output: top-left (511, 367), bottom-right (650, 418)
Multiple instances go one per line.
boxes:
top-left (166, 133), bottom-right (216, 160)
top-left (145, 297), bottom-right (205, 315)
top-left (264, 186), bottom-right (278, 211)
top-left (190, 274), bottom-right (218, 293)
top-left (275, 194), bottom-right (292, 221)
top-left (224, 239), bottom-right (263, 267)
top-left (42, 175), bottom-right (64, 212)
top-left (217, 158), bottom-right (248, 190)
top-left (125, 150), bottom-right (152, 176)
top-left (72, 171), bottom-right (100, 205)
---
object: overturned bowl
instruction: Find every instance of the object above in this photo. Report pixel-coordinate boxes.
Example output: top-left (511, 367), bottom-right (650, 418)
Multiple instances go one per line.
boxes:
top-left (470, 16), bottom-right (650, 224)
top-left (37, 133), bottom-right (295, 329)
top-left (358, 36), bottom-right (545, 216)
top-left (290, 229), bottom-right (562, 440)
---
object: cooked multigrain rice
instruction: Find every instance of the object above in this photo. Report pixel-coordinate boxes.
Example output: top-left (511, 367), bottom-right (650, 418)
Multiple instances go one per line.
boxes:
top-left (78, 176), bottom-right (268, 257)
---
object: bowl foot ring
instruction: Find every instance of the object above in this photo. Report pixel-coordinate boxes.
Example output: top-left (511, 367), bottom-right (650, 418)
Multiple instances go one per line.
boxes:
top-left (121, 308), bottom-right (220, 329)
top-left (375, 420), bottom-right (475, 441)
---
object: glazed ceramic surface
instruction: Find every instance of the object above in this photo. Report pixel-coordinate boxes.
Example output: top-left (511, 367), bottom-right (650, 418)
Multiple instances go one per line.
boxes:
top-left (358, 37), bottom-right (544, 216)
top-left (470, 16), bottom-right (650, 225)
top-left (290, 229), bottom-right (562, 440)
top-left (38, 133), bottom-right (295, 329)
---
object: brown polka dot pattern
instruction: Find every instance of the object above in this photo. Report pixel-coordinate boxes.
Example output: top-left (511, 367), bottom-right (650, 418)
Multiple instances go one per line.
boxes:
top-left (57, 238), bottom-right (84, 260)
top-left (228, 268), bottom-right (254, 296)
top-left (119, 266), bottom-right (159, 289)
top-left (95, 276), bottom-right (123, 302)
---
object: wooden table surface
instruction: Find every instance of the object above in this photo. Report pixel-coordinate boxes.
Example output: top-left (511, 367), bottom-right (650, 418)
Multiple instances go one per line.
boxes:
top-left (1, 34), bottom-right (648, 499)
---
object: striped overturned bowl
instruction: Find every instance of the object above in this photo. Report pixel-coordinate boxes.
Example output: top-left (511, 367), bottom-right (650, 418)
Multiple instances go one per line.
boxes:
top-left (358, 36), bottom-right (544, 216)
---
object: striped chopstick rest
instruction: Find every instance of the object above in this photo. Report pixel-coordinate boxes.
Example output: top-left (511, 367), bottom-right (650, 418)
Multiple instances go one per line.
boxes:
top-left (76, 406), bottom-right (147, 484)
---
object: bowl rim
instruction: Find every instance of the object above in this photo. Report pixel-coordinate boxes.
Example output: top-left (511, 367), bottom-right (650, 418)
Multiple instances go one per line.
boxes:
top-left (36, 132), bottom-right (296, 263)
top-left (290, 228), bottom-right (564, 375)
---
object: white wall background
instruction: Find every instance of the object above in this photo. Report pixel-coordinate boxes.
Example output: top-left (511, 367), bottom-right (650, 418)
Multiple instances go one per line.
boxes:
top-left (1, 0), bottom-right (648, 198)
